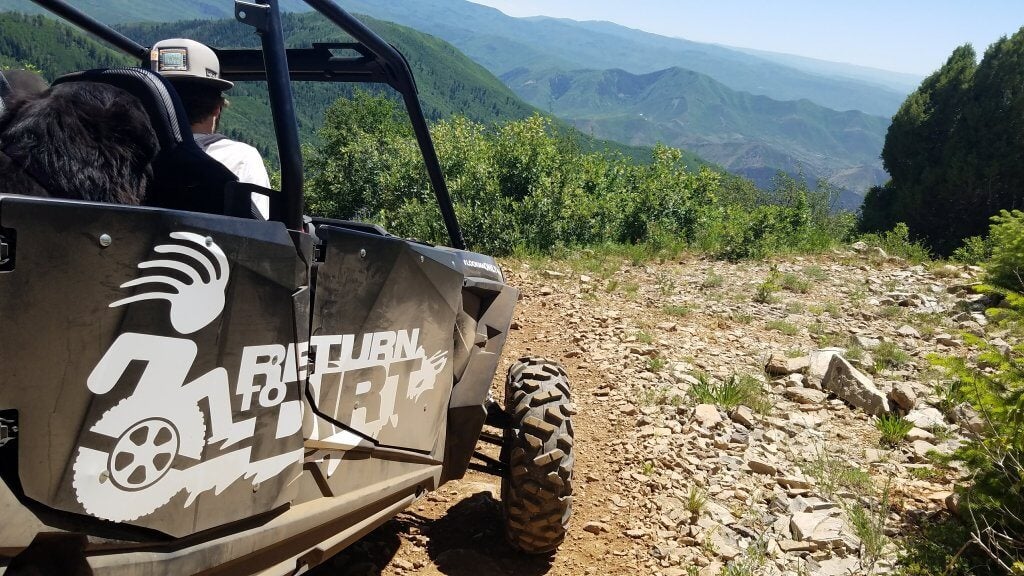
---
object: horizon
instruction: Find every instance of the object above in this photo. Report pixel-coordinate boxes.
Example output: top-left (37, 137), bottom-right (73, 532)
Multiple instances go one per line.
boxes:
top-left (467, 0), bottom-right (1024, 77)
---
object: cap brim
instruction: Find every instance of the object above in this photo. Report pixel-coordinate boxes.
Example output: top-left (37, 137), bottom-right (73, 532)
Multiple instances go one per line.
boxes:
top-left (169, 76), bottom-right (234, 91)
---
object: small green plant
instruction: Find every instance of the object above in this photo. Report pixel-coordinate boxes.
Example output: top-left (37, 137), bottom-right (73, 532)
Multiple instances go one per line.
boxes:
top-left (984, 210), bottom-right (1024, 291)
top-left (844, 343), bottom-right (865, 363)
top-left (604, 279), bottom-right (619, 293)
top-left (646, 356), bottom-right (667, 373)
top-left (688, 373), bottom-right (770, 413)
top-left (951, 234), bottom-right (993, 265)
top-left (635, 330), bottom-right (654, 344)
top-left (824, 302), bottom-right (841, 317)
top-left (686, 485), bottom-right (707, 519)
top-left (875, 413), bottom-right (914, 447)
top-left (701, 271), bottom-right (725, 289)
top-left (878, 305), bottom-right (905, 320)
top-left (804, 449), bottom-right (873, 497)
top-left (784, 300), bottom-right (806, 314)
top-left (846, 480), bottom-right (892, 574)
top-left (780, 272), bottom-right (811, 293)
top-left (873, 341), bottom-right (910, 372)
top-left (722, 537), bottom-right (768, 576)
top-left (809, 321), bottom-right (840, 347)
top-left (662, 304), bottom-right (691, 317)
top-left (640, 460), bottom-right (656, 476)
top-left (803, 265), bottom-right (828, 281)
top-left (656, 271), bottom-right (677, 297)
top-left (623, 281), bottom-right (640, 297)
top-left (734, 312), bottom-right (754, 324)
top-left (785, 348), bottom-right (806, 358)
top-left (766, 319), bottom-right (799, 336)
top-left (908, 465), bottom-right (947, 482)
top-left (753, 268), bottom-right (781, 303)
top-left (857, 222), bottom-right (931, 263)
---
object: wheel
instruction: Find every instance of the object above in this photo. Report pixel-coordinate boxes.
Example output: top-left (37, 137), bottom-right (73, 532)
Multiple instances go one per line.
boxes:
top-left (72, 397), bottom-right (206, 522)
top-left (501, 357), bottom-right (576, 554)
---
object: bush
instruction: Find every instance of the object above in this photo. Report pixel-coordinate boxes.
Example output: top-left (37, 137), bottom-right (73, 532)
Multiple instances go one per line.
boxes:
top-left (952, 235), bottom-right (994, 265)
top-left (986, 209), bottom-right (1024, 292)
top-left (305, 92), bottom-right (856, 259)
top-left (857, 222), bottom-right (931, 262)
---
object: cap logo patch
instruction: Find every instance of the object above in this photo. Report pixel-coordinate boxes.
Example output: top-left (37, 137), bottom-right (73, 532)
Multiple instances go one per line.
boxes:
top-left (157, 48), bottom-right (189, 72)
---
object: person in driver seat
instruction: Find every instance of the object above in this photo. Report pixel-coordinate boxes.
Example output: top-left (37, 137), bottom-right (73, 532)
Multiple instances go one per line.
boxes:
top-left (151, 38), bottom-right (271, 219)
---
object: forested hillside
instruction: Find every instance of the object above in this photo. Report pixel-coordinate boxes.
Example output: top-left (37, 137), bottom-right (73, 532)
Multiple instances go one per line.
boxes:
top-left (0, 0), bottom-right (311, 23)
top-left (503, 65), bottom-right (888, 206)
top-left (859, 27), bottom-right (1024, 255)
top-left (0, 10), bottom-right (541, 163)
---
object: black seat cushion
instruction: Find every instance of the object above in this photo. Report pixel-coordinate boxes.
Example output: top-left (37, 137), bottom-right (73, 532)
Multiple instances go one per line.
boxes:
top-left (53, 68), bottom-right (244, 217)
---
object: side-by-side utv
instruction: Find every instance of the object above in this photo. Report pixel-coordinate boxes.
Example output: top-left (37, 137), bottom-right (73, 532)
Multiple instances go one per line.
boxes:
top-left (0, 1), bottom-right (574, 573)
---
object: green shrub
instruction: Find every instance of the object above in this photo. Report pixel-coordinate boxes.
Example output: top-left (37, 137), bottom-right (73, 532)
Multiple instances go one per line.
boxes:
top-left (857, 222), bottom-right (931, 263)
top-left (986, 209), bottom-right (1024, 292)
top-left (952, 235), bottom-right (994, 265)
top-left (780, 272), bottom-right (811, 293)
top-left (875, 413), bottom-right (913, 446)
top-left (688, 373), bottom-right (770, 413)
top-left (766, 320), bottom-right (799, 336)
top-left (306, 93), bottom-right (855, 259)
top-left (873, 341), bottom-right (910, 372)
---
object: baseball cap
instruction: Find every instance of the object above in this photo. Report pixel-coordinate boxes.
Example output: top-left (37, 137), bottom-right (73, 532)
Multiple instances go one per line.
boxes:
top-left (150, 39), bottom-right (233, 91)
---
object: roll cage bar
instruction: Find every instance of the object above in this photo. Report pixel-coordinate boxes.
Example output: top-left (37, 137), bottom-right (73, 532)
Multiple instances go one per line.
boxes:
top-left (25, 0), bottom-right (466, 249)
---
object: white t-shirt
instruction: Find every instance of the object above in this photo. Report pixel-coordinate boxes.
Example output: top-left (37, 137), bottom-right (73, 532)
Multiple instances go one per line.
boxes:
top-left (205, 139), bottom-right (271, 219)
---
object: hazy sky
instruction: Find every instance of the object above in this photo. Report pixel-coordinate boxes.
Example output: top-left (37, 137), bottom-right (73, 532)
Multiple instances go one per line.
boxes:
top-left (467, 1), bottom-right (1024, 76)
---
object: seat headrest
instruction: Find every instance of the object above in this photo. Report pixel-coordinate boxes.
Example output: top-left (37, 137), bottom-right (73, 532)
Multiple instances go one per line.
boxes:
top-left (53, 67), bottom-right (187, 152)
top-left (52, 67), bottom-right (244, 217)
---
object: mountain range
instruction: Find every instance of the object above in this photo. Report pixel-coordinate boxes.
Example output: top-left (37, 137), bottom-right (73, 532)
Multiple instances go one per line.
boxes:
top-left (0, 0), bottom-right (919, 200)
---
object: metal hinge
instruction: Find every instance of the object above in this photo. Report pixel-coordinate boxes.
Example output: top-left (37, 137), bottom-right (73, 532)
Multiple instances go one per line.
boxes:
top-left (235, 0), bottom-right (271, 32)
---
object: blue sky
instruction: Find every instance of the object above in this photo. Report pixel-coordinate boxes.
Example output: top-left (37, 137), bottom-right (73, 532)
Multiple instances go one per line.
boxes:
top-left (468, 1), bottom-right (1024, 76)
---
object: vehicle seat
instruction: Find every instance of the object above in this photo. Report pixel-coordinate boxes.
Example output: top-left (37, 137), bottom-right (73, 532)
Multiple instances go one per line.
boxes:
top-left (52, 68), bottom-right (250, 217)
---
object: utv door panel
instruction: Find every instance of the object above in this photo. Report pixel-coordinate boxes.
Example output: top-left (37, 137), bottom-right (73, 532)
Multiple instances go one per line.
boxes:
top-left (0, 196), bottom-right (308, 537)
top-left (307, 226), bottom-right (461, 457)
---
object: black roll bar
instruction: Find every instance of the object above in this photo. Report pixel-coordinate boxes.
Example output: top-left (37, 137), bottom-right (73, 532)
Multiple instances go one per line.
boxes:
top-left (300, 0), bottom-right (466, 250)
top-left (235, 0), bottom-right (303, 230)
top-left (21, 0), bottom-right (467, 249)
top-left (27, 0), bottom-right (149, 61)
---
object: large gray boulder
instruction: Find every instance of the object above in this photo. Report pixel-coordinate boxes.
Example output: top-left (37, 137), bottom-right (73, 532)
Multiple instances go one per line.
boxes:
top-left (820, 355), bottom-right (890, 416)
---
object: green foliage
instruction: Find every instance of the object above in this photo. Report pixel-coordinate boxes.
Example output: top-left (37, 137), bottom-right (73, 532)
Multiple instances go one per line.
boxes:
top-left (856, 222), bottom-right (931, 263)
top-left (803, 449), bottom-right (873, 498)
top-left (846, 480), bottom-right (892, 573)
top-left (780, 272), bottom-right (811, 293)
top-left (688, 373), bottom-right (770, 413)
top-left (754, 269), bottom-right (781, 304)
top-left (861, 31), bottom-right (1024, 256)
top-left (0, 13), bottom-right (131, 77)
top-left (927, 243), bottom-right (1024, 571)
top-left (305, 94), bottom-right (854, 257)
top-left (986, 209), bottom-right (1024, 292)
top-left (872, 341), bottom-right (910, 372)
top-left (701, 271), bottom-right (725, 289)
top-left (874, 414), bottom-right (913, 447)
top-left (662, 304), bottom-right (691, 317)
top-left (952, 235), bottom-right (994, 265)
top-left (766, 320), bottom-right (799, 336)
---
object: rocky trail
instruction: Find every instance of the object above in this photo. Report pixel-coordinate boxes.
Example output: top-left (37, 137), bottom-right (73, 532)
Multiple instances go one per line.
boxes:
top-left (315, 246), bottom-right (990, 576)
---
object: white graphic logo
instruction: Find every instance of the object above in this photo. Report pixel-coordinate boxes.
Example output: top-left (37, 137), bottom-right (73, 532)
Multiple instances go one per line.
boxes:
top-left (73, 233), bottom-right (302, 523)
top-left (72, 232), bottom-right (452, 522)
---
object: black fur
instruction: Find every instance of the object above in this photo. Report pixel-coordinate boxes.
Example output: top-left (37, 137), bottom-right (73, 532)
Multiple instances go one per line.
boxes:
top-left (0, 82), bottom-right (159, 205)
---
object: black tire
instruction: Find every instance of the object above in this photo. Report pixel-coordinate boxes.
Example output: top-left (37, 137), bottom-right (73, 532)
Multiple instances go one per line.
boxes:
top-left (502, 357), bottom-right (575, 554)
